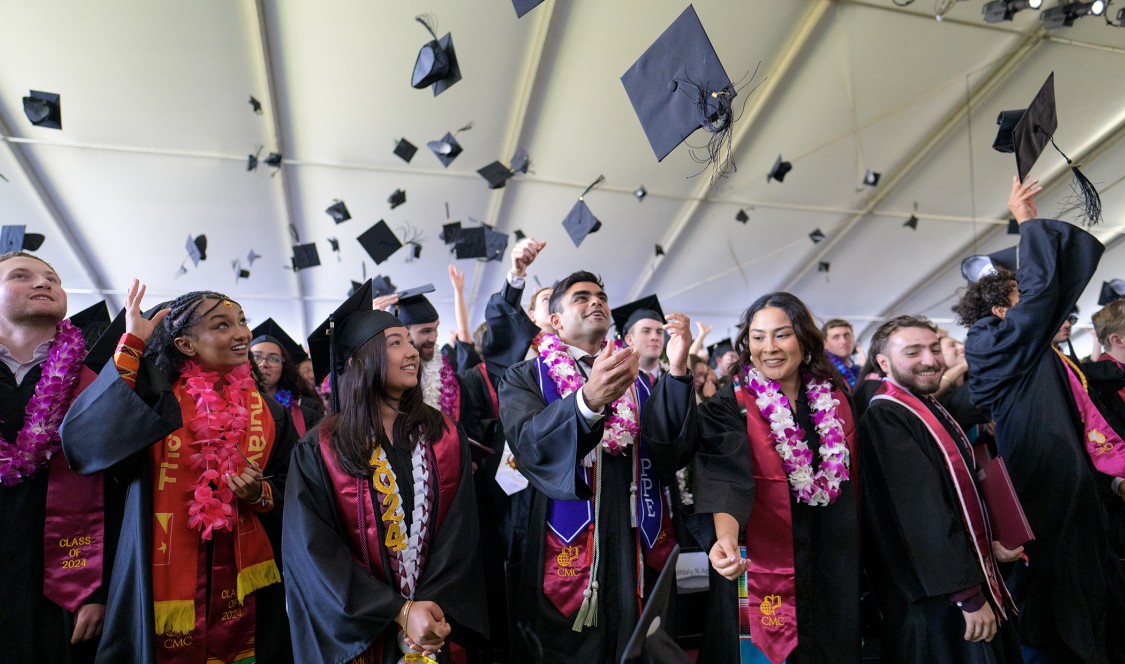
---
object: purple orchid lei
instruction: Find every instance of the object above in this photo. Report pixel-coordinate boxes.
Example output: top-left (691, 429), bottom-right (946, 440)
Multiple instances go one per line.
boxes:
top-left (439, 354), bottom-right (457, 415)
top-left (537, 334), bottom-right (638, 457)
top-left (0, 320), bottom-right (87, 486)
top-left (743, 365), bottom-right (850, 506)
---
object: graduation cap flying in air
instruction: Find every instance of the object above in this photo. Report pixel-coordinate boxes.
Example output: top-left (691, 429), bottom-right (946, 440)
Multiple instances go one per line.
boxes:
top-left (22, 90), bottom-right (62, 130)
top-left (452, 225), bottom-right (508, 262)
top-left (427, 122), bottom-right (472, 168)
top-left (562, 175), bottom-right (605, 247)
top-left (325, 200), bottom-right (351, 224)
top-left (0, 225), bottom-right (46, 252)
top-left (511, 0), bottom-right (546, 18)
top-left (993, 72), bottom-right (1101, 225)
top-left (394, 138), bottom-right (418, 163)
top-left (621, 5), bottom-right (738, 176)
top-left (411, 14), bottom-right (462, 97)
top-left (357, 220), bottom-right (403, 265)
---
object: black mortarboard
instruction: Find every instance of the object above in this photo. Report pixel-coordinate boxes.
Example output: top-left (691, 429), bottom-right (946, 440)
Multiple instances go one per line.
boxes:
top-left (563, 200), bottom-right (602, 247)
top-left (634, 185), bottom-right (647, 202)
top-left (1007, 218), bottom-right (1020, 235)
top-left (291, 242), bottom-right (320, 271)
top-left (326, 200), bottom-right (351, 223)
top-left (68, 300), bottom-right (111, 346)
top-left (863, 169), bottom-right (881, 187)
top-left (428, 132), bottom-right (463, 167)
top-left (903, 214), bottom-right (919, 230)
top-left (1, 225), bottom-right (45, 252)
top-left (394, 291), bottom-right (439, 326)
top-left (514, 229), bottom-right (526, 241)
top-left (388, 188), bottom-right (407, 209)
top-left (371, 274), bottom-right (397, 297)
top-left (83, 307), bottom-right (125, 372)
top-left (961, 246), bottom-right (1017, 282)
top-left (620, 5), bottom-right (736, 166)
top-left (478, 161), bottom-right (515, 189)
top-left (735, 209), bottom-right (749, 224)
top-left (655, 244), bottom-right (665, 257)
top-left (185, 234), bottom-right (207, 266)
top-left (454, 226), bottom-right (507, 261)
top-left (809, 228), bottom-right (825, 244)
top-left (308, 280), bottom-right (404, 409)
top-left (441, 222), bottom-right (462, 244)
top-left (357, 220), bottom-right (403, 264)
top-left (249, 96), bottom-right (262, 114)
top-left (396, 283), bottom-right (436, 300)
top-left (512, 0), bottom-right (546, 18)
top-left (818, 261), bottom-right (830, 273)
top-left (768, 155), bottom-right (792, 183)
top-left (510, 148), bottom-right (531, 174)
top-left (264, 152), bottom-right (283, 168)
top-left (612, 295), bottom-right (666, 338)
top-left (232, 259), bottom-right (251, 281)
top-left (247, 148), bottom-right (261, 172)
top-left (620, 545), bottom-right (690, 664)
top-left (1099, 279), bottom-right (1125, 306)
top-left (22, 91), bottom-right (61, 130)
top-left (394, 138), bottom-right (418, 163)
top-left (251, 318), bottom-right (309, 362)
top-left (247, 249), bottom-right (261, 265)
top-left (328, 237), bottom-right (341, 253)
top-left (411, 15), bottom-right (462, 97)
top-left (708, 338), bottom-right (733, 366)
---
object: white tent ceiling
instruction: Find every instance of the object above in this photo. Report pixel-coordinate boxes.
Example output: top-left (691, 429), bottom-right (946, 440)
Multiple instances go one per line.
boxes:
top-left (1, 0), bottom-right (1123, 351)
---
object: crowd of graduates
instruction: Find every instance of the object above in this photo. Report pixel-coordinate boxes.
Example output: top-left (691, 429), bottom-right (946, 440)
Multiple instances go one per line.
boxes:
top-left (3, 175), bottom-right (1125, 664)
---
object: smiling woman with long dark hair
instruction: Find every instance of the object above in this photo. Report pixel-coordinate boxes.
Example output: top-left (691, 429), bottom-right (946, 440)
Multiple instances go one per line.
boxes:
top-left (281, 281), bottom-right (486, 664)
top-left (60, 280), bottom-right (297, 664)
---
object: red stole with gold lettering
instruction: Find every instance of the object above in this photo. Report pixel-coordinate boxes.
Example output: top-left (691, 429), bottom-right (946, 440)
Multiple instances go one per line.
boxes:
top-left (320, 415), bottom-right (463, 664)
top-left (734, 380), bottom-right (856, 664)
top-left (150, 379), bottom-right (278, 663)
top-left (1056, 349), bottom-right (1125, 476)
top-left (871, 380), bottom-right (1015, 619)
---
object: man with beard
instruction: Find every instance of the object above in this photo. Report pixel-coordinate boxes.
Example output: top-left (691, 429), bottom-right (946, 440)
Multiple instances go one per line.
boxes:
top-left (498, 270), bottom-right (696, 661)
top-left (0, 251), bottom-right (113, 662)
top-left (859, 315), bottom-right (1023, 663)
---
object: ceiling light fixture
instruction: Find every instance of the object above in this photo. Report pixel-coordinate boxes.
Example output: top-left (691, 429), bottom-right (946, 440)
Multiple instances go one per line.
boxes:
top-left (982, 0), bottom-right (1042, 22)
top-left (1041, 1), bottom-right (1105, 28)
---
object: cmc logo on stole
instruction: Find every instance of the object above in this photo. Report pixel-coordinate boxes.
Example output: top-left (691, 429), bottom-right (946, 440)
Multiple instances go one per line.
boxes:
top-left (759, 595), bottom-right (785, 625)
top-left (555, 545), bottom-right (582, 576)
top-left (1090, 430), bottom-right (1113, 455)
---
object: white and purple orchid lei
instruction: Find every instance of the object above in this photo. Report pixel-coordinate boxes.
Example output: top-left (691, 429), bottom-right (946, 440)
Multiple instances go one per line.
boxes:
top-left (538, 334), bottom-right (638, 457)
top-left (744, 366), bottom-right (850, 506)
top-left (0, 320), bottom-right (86, 486)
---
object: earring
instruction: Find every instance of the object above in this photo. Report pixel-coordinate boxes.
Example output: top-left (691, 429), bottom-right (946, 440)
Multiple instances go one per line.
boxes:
top-left (803, 352), bottom-right (812, 365)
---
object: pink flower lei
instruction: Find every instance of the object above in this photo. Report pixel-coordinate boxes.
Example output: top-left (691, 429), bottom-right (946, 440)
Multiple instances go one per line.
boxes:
top-left (537, 334), bottom-right (638, 456)
top-left (742, 365), bottom-right (851, 506)
top-left (439, 354), bottom-right (457, 415)
top-left (0, 320), bottom-right (87, 486)
top-left (180, 359), bottom-right (256, 539)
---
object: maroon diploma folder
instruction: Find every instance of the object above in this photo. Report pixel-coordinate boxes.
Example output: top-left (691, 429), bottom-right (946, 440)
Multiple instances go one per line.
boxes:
top-left (975, 454), bottom-right (1035, 549)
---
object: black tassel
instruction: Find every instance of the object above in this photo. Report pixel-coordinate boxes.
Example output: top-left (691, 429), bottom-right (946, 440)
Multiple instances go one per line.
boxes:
top-left (1044, 130), bottom-right (1102, 226)
top-left (682, 62), bottom-right (764, 181)
top-left (415, 14), bottom-right (438, 40)
top-left (580, 174), bottom-right (605, 199)
top-left (456, 121), bottom-right (473, 134)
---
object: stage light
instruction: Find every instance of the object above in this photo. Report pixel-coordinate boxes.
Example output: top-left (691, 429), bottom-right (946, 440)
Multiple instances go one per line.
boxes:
top-left (1042, 1), bottom-right (1107, 27)
top-left (983, 0), bottom-right (1042, 22)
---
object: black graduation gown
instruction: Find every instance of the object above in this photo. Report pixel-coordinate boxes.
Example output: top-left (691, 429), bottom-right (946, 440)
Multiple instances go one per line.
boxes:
top-left (966, 218), bottom-right (1125, 661)
top-left (1080, 358), bottom-right (1125, 555)
top-left (0, 363), bottom-right (117, 664)
top-left (666, 381), bottom-right (861, 664)
top-left (480, 279), bottom-right (541, 378)
top-left (498, 359), bottom-right (694, 662)
top-left (281, 421), bottom-right (488, 664)
top-left (859, 395), bottom-right (1021, 664)
top-left (58, 359), bottom-right (297, 664)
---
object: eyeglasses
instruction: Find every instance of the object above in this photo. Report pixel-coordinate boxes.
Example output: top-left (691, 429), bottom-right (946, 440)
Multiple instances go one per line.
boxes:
top-left (1067, 314), bottom-right (1079, 325)
top-left (252, 352), bottom-right (284, 365)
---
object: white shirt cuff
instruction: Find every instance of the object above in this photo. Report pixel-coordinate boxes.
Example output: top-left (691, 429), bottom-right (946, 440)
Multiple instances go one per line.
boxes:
top-left (575, 386), bottom-right (605, 424)
top-left (507, 271), bottom-right (526, 289)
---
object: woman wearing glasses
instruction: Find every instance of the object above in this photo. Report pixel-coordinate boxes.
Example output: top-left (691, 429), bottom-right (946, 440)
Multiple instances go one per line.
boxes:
top-left (250, 320), bottom-right (324, 437)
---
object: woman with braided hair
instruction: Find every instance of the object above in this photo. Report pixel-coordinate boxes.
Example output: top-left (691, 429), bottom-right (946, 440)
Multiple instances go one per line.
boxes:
top-left (282, 281), bottom-right (487, 664)
top-left (60, 281), bottom-right (297, 664)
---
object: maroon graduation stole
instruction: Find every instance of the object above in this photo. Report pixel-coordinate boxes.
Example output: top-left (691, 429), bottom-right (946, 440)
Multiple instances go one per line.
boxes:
top-left (290, 404), bottom-right (307, 438)
top-left (871, 380), bottom-right (1014, 619)
top-left (732, 379), bottom-right (856, 664)
top-left (42, 365), bottom-right (105, 613)
top-left (477, 363), bottom-right (500, 419)
top-left (1056, 349), bottom-right (1125, 476)
top-left (534, 359), bottom-right (676, 620)
top-left (319, 415), bottom-right (462, 663)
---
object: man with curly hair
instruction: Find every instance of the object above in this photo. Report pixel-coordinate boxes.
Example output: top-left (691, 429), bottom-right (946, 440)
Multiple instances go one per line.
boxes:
top-left (954, 177), bottom-right (1125, 663)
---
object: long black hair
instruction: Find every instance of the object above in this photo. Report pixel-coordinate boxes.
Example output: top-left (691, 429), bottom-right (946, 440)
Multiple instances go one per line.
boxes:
top-left (327, 330), bottom-right (445, 478)
top-left (734, 292), bottom-right (844, 392)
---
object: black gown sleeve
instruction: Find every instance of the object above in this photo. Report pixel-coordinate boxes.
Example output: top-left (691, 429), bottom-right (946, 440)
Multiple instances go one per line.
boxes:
top-left (691, 383), bottom-right (756, 526)
top-left (60, 358), bottom-right (182, 475)
top-left (481, 280), bottom-right (540, 376)
top-left (641, 373), bottom-right (697, 477)
top-left (498, 361), bottom-right (603, 501)
top-left (257, 399), bottom-right (296, 561)
top-left (858, 402), bottom-right (984, 600)
top-left (454, 340), bottom-right (482, 373)
top-left (282, 439), bottom-right (408, 664)
top-left (968, 219), bottom-right (1103, 406)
